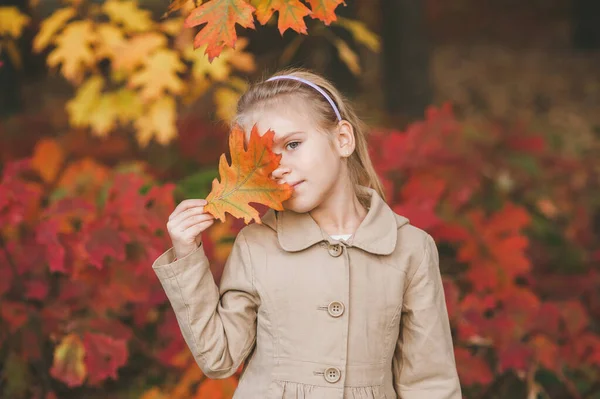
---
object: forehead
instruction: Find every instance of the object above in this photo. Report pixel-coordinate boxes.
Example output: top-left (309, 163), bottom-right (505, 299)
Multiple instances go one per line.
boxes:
top-left (242, 100), bottom-right (320, 141)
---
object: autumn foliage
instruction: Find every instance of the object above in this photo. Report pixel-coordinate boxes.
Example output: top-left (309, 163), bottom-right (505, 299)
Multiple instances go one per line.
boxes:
top-left (1, 1), bottom-right (599, 398)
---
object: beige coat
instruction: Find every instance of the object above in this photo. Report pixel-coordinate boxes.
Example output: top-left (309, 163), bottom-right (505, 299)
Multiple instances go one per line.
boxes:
top-left (152, 187), bottom-right (462, 398)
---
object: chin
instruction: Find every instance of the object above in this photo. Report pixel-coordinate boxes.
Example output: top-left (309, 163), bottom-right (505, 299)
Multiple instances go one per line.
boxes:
top-left (282, 197), bottom-right (317, 214)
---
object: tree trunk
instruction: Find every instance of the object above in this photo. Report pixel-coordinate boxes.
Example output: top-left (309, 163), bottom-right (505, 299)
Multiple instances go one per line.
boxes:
top-left (380, 0), bottom-right (432, 119)
top-left (572, 0), bottom-right (600, 50)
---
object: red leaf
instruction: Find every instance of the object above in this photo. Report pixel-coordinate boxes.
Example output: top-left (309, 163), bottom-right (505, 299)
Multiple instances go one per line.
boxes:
top-left (25, 279), bottom-right (49, 300)
top-left (36, 219), bottom-right (66, 273)
top-left (83, 220), bottom-right (129, 269)
top-left (559, 300), bottom-right (589, 335)
top-left (454, 348), bottom-right (493, 385)
top-left (83, 332), bottom-right (128, 385)
top-left (530, 335), bottom-right (560, 372)
top-left (497, 342), bottom-right (532, 373)
top-left (1, 302), bottom-right (30, 333)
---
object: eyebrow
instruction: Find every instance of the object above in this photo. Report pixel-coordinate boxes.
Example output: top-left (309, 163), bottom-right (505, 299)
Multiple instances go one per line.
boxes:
top-left (274, 131), bottom-right (304, 143)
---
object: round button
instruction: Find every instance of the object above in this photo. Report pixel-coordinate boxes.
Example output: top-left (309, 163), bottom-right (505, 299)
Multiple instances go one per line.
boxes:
top-left (327, 301), bottom-right (345, 318)
top-left (324, 367), bottom-right (341, 383)
top-left (327, 244), bottom-right (343, 257)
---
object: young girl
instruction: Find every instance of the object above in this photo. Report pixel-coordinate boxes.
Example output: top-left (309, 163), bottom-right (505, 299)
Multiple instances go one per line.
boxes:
top-left (152, 69), bottom-right (462, 398)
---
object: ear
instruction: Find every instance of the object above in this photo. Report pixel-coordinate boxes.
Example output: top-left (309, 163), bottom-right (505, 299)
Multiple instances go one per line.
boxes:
top-left (333, 120), bottom-right (355, 158)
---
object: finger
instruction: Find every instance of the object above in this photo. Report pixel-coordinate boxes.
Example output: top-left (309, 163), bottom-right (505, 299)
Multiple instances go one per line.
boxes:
top-left (169, 205), bottom-right (209, 225)
top-left (183, 218), bottom-right (215, 237)
top-left (170, 199), bottom-right (208, 220)
top-left (177, 213), bottom-right (216, 231)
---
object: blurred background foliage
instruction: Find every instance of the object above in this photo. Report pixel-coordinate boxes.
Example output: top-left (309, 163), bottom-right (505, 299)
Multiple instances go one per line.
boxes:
top-left (1, 0), bottom-right (599, 398)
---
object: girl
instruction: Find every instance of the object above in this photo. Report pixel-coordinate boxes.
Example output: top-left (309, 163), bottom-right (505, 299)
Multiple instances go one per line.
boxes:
top-left (152, 69), bottom-right (462, 398)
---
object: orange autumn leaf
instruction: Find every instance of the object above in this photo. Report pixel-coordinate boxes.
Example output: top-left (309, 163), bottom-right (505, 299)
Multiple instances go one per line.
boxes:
top-left (204, 124), bottom-right (292, 224)
top-left (254, 0), bottom-right (312, 35)
top-left (184, 0), bottom-right (255, 62)
top-left (31, 138), bottom-right (65, 183)
top-left (307, 0), bottom-right (345, 25)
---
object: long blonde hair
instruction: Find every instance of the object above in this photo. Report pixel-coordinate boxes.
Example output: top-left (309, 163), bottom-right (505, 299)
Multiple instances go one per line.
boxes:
top-left (233, 68), bottom-right (385, 206)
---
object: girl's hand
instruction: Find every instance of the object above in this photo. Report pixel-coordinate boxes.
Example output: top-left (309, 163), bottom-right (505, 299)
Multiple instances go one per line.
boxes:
top-left (167, 199), bottom-right (215, 259)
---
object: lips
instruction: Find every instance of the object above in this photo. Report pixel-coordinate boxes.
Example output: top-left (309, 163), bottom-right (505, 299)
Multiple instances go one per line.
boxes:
top-left (290, 181), bottom-right (304, 188)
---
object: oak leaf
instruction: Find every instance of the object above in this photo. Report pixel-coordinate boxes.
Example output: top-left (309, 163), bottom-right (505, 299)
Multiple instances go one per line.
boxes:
top-left (254, 0), bottom-right (312, 35)
top-left (33, 7), bottom-right (76, 52)
top-left (204, 124), bottom-right (293, 224)
top-left (128, 48), bottom-right (185, 101)
top-left (0, 6), bottom-right (30, 37)
top-left (307, 0), bottom-right (344, 24)
top-left (102, 0), bottom-right (154, 33)
top-left (112, 32), bottom-right (167, 72)
top-left (47, 20), bottom-right (97, 83)
top-left (134, 97), bottom-right (178, 146)
top-left (82, 332), bottom-right (128, 385)
top-left (184, 0), bottom-right (255, 62)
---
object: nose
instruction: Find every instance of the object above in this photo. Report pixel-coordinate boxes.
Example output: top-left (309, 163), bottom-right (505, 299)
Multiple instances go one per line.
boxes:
top-left (271, 165), bottom-right (291, 182)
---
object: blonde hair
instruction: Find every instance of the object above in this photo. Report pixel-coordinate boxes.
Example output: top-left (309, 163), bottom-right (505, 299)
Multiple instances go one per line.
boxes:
top-left (233, 68), bottom-right (385, 206)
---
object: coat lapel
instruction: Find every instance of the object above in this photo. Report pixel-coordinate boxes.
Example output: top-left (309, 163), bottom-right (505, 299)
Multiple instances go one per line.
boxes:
top-left (261, 186), bottom-right (410, 255)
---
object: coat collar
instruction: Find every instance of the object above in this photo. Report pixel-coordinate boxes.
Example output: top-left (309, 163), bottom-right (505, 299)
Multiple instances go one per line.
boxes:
top-left (261, 186), bottom-right (409, 255)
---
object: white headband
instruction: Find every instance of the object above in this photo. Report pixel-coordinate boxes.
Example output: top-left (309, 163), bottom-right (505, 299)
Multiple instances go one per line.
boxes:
top-left (266, 75), bottom-right (342, 121)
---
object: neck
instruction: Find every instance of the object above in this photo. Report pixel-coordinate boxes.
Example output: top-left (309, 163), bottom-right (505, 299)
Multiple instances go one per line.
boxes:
top-left (309, 178), bottom-right (368, 236)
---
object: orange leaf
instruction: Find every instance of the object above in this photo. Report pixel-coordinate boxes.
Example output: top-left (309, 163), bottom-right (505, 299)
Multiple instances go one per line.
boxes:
top-left (204, 124), bottom-right (293, 224)
top-left (255, 0), bottom-right (311, 35)
top-left (184, 0), bottom-right (255, 62)
top-left (31, 138), bottom-right (65, 183)
top-left (307, 0), bottom-right (345, 25)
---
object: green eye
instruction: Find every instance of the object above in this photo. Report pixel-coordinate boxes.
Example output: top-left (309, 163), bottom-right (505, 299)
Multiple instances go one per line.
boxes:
top-left (286, 141), bottom-right (300, 150)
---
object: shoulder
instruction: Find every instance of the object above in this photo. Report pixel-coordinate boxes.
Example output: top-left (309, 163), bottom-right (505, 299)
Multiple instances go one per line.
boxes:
top-left (393, 212), bottom-right (433, 248)
top-left (392, 211), bottom-right (436, 268)
top-left (235, 217), bottom-right (279, 249)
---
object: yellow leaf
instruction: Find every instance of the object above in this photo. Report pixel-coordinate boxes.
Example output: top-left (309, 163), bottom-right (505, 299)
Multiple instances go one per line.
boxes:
top-left (159, 17), bottom-right (184, 36)
top-left (95, 23), bottom-right (127, 61)
top-left (33, 7), bottom-right (76, 52)
top-left (186, 44), bottom-right (231, 82)
top-left (214, 86), bottom-right (242, 123)
top-left (163, 0), bottom-right (196, 17)
top-left (113, 88), bottom-right (144, 124)
top-left (333, 16), bottom-right (380, 52)
top-left (49, 334), bottom-right (87, 387)
top-left (30, 138), bottom-right (65, 183)
top-left (0, 7), bottom-right (30, 38)
top-left (112, 32), bottom-right (167, 72)
top-left (88, 94), bottom-right (120, 136)
top-left (128, 49), bottom-right (185, 101)
top-left (134, 97), bottom-right (178, 147)
top-left (226, 38), bottom-right (256, 73)
top-left (102, 0), bottom-right (154, 33)
top-left (47, 20), bottom-right (97, 83)
top-left (334, 38), bottom-right (360, 75)
top-left (66, 75), bottom-right (104, 127)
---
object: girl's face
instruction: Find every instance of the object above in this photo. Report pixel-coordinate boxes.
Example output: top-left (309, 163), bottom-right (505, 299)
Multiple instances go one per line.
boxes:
top-left (243, 101), bottom-right (352, 213)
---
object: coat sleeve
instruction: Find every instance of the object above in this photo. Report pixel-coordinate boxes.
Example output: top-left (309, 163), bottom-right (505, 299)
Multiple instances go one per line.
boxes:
top-left (392, 234), bottom-right (462, 398)
top-left (152, 230), bottom-right (259, 379)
